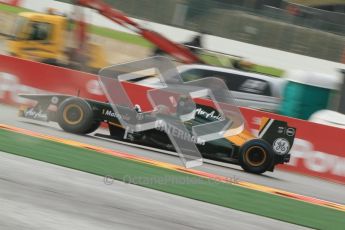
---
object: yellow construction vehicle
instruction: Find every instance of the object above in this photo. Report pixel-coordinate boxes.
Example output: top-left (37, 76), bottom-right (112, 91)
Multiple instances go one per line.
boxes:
top-left (7, 10), bottom-right (107, 73)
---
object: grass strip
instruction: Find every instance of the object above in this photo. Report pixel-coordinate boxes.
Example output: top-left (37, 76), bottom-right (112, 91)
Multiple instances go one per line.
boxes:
top-left (0, 128), bottom-right (344, 229)
top-left (0, 3), bottom-right (31, 14)
top-left (253, 64), bottom-right (285, 77)
top-left (89, 25), bottom-right (153, 48)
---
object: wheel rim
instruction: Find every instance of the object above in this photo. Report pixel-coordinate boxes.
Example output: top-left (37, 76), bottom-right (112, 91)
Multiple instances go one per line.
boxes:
top-left (244, 146), bottom-right (267, 167)
top-left (63, 104), bottom-right (84, 125)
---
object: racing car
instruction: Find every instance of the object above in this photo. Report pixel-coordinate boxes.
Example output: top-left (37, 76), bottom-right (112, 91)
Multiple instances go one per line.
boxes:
top-left (18, 93), bottom-right (296, 174)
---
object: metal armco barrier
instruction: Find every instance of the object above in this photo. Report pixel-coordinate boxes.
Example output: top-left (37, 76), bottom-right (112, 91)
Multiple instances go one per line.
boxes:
top-left (1, 54), bottom-right (344, 184)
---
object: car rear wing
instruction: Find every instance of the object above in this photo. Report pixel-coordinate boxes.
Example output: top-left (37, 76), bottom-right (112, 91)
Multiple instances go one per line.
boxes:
top-left (258, 118), bottom-right (296, 155)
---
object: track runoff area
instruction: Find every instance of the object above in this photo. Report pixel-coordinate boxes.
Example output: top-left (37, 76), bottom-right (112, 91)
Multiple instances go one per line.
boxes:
top-left (0, 113), bottom-right (344, 229)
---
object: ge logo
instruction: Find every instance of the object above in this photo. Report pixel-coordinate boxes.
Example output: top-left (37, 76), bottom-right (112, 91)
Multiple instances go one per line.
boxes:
top-left (273, 138), bottom-right (290, 155)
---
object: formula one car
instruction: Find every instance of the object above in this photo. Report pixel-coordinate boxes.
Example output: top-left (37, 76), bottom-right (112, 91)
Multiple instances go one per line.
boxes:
top-left (18, 93), bottom-right (296, 174)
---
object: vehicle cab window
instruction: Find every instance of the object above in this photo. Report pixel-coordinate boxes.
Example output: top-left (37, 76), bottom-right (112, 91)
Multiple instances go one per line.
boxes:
top-left (28, 22), bottom-right (52, 41)
top-left (180, 69), bottom-right (208, 82)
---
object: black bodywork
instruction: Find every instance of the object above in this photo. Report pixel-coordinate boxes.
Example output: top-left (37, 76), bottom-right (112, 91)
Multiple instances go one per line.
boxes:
top-left (19, 94), bottom-right (296, 174)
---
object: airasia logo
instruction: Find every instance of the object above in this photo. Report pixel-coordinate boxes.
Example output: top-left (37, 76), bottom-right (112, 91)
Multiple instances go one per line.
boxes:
top-left (86, 79), bottom-right (104, 96)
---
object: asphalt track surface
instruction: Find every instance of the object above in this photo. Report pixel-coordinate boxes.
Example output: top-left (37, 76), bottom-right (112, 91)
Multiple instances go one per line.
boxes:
top-left (0, 35), bottom-right (310, 230)
top-left (0, 28), bottom-right (340, 230)
top-left (0, 151), bottom-right (312, 230)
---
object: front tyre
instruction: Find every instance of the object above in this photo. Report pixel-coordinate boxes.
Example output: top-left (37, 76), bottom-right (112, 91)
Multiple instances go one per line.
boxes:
top-left (57, 97), bottom-right (99, 134)
top-left (239, 139), bottom-right (274, 174)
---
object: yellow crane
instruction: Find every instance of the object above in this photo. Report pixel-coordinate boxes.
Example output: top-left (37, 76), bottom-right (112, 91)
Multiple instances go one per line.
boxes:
top-left (7, 10), bottom-right (107, 73)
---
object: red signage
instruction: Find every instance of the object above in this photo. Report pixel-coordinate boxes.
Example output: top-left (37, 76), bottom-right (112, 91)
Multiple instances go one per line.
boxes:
top-left (1, 55), bottom-right (344, 184)
top-left (0, 0), bottom-right (21, 6)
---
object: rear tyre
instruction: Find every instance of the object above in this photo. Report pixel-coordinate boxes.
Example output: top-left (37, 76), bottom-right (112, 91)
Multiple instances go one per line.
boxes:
top-left (57, 97), bottom-right (98, 134)
top-left (84, 121), bottom-right (101, 134)
top-left (239, 139), bottom-right (274, 174)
